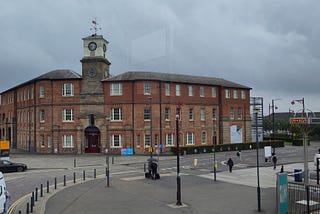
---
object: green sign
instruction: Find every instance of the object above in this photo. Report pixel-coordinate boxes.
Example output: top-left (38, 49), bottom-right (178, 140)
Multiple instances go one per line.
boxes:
top-left (277, 173), bottom-right (288, 214)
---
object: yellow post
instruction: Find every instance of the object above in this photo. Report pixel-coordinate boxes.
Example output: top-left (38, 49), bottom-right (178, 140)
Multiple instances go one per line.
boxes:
top-left (194, 158), bottom-right (198, 169)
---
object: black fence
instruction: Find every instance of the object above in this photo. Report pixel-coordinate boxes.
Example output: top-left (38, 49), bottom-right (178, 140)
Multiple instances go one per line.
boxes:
top-left (288, 182), bottom-right (320, 213)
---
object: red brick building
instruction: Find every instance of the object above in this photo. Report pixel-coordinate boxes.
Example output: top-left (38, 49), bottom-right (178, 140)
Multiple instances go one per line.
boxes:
top-left (0, 34), bottom-right (252, 154)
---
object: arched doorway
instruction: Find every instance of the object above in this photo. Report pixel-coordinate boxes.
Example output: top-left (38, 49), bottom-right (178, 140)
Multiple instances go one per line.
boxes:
top-left (84, 125), bottom-right (101, 153)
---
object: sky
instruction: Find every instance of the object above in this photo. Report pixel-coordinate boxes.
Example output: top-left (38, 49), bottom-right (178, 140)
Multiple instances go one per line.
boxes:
top-left (1, 0), bottom-right (319, 115)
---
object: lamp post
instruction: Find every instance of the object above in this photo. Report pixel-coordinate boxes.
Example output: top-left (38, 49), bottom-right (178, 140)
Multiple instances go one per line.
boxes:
top-left (106, 117), bottom-right (110, 187)
top-left (212, 117), bottom-right (217, 181)
top-left (148, 97), bottom-right (153, 158)
top-left (271, 98), bottom-right (281, 154)
top-left (254, 107), bottom-right (261, 212)
top-left (176, 110), bottom-right (182, 206)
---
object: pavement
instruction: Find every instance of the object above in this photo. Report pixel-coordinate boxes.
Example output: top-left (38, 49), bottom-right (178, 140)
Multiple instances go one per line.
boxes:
top-left (6, 143), bottom-right (320, 214)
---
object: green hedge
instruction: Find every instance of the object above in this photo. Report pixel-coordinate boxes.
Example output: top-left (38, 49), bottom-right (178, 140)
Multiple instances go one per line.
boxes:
top-left (170, 140), bottom-right (285, 155)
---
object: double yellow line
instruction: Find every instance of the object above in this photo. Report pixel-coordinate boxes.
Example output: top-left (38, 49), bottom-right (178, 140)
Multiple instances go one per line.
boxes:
top-left (8, 192), bottom-right (31, 214)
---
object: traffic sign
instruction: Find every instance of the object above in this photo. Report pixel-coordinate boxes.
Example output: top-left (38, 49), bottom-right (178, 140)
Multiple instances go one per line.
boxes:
top-left (290, 117), bottom-right (307, 124)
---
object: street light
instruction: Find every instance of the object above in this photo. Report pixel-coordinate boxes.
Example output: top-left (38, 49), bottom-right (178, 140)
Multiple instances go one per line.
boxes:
top-left (106, 116), bottom-right (110, 187)
top-left (148, 97), bottom-right (153, 158)
top-left (212, 117), bottom-right (217, 181)
top-left (176, 109), bottom-right (182, 206)
top-left (271, 98), bottom-right (281, 154)
top-left (253, 107), bottom-right (261, 212)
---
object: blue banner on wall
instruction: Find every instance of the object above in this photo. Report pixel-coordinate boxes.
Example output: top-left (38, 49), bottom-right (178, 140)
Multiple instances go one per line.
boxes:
top-left (121, 148), bottom-right (134, 155)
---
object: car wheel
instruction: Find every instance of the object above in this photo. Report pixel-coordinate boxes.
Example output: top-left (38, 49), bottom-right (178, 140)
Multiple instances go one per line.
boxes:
top-left (17, 167), bottom-right (23, 172)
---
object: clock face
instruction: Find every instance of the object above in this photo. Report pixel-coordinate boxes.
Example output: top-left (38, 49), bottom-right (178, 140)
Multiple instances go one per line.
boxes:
top-left (87, 69), bottom-right (96, 78)
top-left (88, 42), bottom-right (97, 51)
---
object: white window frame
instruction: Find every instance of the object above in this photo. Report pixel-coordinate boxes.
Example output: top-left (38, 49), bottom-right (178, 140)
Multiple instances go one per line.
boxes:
top-left (166, 133), bottom-right (174, 146)
top-left (165, 83), bottom-right (170, 96)
top-left (110, 83), bottom-right (123, 96)
top-left (233, 90), bottom-right (238, 99)
top-left (40, 86), bottom-right (45, 98)
top-left (62, 109), bottom-right (74, 122)
top-left (189, 108), bottom-right (194, 121)
top-left (144, 108), bottom-right (151, 121)
top-left (165, 108), bottom-right (170, 121)
top-left (200, 108), bottom-right (205, 121)
top-left (144, 134), bottom-right (151, 147)
top-left (186, 132), bottom-right (195, 145)
top-left (111, 134), bottom-right (122, 148)
top-left (241, 90), bottom-right (246, 99)
top-left (230, 108), bottom-right (234, 120)
top-left (188, 85), bottom-right (193, 96)
top-left (62, 83), bottom-right (74, 97)
top-left (212, 87), bottom-right (216, 98)
top-left (48, 136), bottom-right (51, 148)
top-left (144, 82), bottom-right (151, 95)
top-left (40, 110), bottom-right (45, 123)
top-left (176, 85), bottom-right (181, 96)
top-left (136, 134), bottom-right (141, 147)
top-left (225, 89), bottom-right (230, 99)
top-left (63, 135), bottom-right (73, 148)
top-left (201, 131), bottom-right (207, 144)
top-left (200, 86), bottom-right (204, 97)
top-left (111, 108), bottom-right (122, 121)
top-left (40, 135), bottom-right (45, 148)
top-left (238, 107), bottom-right (242, 120)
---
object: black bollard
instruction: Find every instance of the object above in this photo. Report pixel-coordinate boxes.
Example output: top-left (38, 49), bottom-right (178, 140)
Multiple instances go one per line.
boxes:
top-left (26, 202), bottom-right (30, 214)
top-left (47, 180), bottom-right (49, 193)
top-left (40, 184), bottom-right (43, 197)
top-left (73, 172), bottom-right (76, 183)
top-left (55, 177), bottom-right (57, 189)
top-left (74, 158), bottom-right (76, 167)
top-left (30, 196), bottom-right (33, 213)
top-left (35, 187), bottom-right (38, 201)
top-left (19, 211), bottom-right (21, 214)
top-left (64, 175), bottom-right (66, 186)
top-left (94, 169), bottom-right (96, 179)
top-left (31, 192), bottom-right (34, 207)
top-left (83, 170), bottom-right (85, 180)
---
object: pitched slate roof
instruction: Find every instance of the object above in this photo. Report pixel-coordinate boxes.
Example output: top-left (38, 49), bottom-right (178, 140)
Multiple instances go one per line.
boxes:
top-left (103, 71), bottom-right (251, 89)
top-left (1, 69), bottom-right (81, 93)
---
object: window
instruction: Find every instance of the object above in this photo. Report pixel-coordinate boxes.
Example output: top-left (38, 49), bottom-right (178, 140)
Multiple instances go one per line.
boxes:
top-left (189, 108), bottom-right (194, 121)
top-left (111, 108), bottom-right (122, 121)
top-left (200, 86), bottom-right (204, 97)
top-left (63, 135), bottom-right (73, 148)
top-left (40, 110), bottom-right (45, 123)
top-left (188, 86), bottom-right (193, 96)
top-left (233, 90), bottom-right (238, 99)
top-left (62, 83), bottom-right (74, 96)
top-left (186, 132), bottom-right (195, 145)
top-left (165, 83), bottom-right (170, 96)
top-left (176, 85), bottom-right (180, 96)
top-left (200, 108), bottom-right (205, 121)
top-left (144, 108), bottom-right (151, 120)
top-left (166, 133), bottom-right (174, 146)
top-left (110, 83), bottom-right (122, 96)
top-left (111, 134), bottom-right (122, 147)
top-left (48, 136), bottom-right (51, 148)
top-left (40, 135), bottom-right (45, 147)
top-left (144, 82), bottom-right (151, 95)
top-left (63, 109), bottom-right (74, 122)
top-left (40, 86), bottom-right (44, 98)
top-left (230, 108), bottom-right (234, 120)
top-left (165, 108), bottom-right (170, 121)
top-left (136, 135), bottom-right (141, 147)
top-left (238, 107), bottom-right (242, 120)
top-left (225, 89), bottom-right (230, 99)
top-left (212, 87), bottom-right (216, 98)
top-left (201, 131), bottom-right (206, 144)
top-left (241, 90), bottom-right (246, 99)
top-left (144, 134), bottom-right (151, 147)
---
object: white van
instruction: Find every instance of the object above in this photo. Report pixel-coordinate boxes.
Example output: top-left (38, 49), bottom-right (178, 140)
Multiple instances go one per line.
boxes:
top-left (0, 172), bottom-right (7, 214)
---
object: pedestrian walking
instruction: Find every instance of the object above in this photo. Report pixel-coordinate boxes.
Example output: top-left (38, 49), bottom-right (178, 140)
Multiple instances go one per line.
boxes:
top-left (227, 158), bottom-right (234, 173)
top-left (272, 153), bottom-right (277, 170)
top-left (4, 190), bottom-right (10, 214)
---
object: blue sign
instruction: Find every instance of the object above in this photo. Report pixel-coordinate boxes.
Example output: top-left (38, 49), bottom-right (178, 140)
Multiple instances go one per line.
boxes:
top-left (277, 173), bottom-right (288, 214)
top-left (159, 144), bottom-right (164, 149)
top-left (121, 148), bottom-right (133, 155)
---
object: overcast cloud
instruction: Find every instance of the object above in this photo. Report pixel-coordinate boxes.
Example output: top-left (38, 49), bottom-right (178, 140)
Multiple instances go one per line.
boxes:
top-left (1, 0), bottom-right (319, 114)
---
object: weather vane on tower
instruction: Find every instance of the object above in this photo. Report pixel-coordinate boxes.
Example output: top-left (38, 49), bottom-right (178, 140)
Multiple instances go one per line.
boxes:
top-left (90, 18), bottom-right (102, 35)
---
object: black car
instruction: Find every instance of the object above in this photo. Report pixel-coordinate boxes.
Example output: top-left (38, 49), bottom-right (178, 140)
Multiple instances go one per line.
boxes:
top-left (0, 160), bottom-right (27, 173)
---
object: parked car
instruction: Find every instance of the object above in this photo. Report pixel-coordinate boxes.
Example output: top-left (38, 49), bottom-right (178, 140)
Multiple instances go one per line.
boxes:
top-left (0, 160), bottom-right (27, 173)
